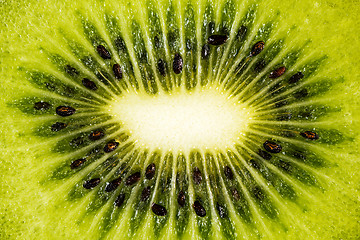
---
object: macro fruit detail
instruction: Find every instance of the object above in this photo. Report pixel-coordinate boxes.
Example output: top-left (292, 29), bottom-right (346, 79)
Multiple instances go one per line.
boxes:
top-left (1, 0), bottom-right (359, 239)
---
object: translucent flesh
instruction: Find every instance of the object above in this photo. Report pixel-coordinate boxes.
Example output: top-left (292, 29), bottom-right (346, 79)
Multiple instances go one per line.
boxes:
top-left (1, 0), bottom-right (360, 239)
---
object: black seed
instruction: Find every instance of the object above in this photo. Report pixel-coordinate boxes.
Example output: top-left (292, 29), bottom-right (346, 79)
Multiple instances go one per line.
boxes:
top-left (83, 178), bottom-right (100, 189)
top-left (145, 163), bottom-right (156, 180)
top-left (252, 186), bottom-right (264, 200)
top-left (64, 65), bottom-right (79, 76)
top-left (151, 203), bottom-right (167, 216)
top-left (141, 186), bottom-right (151, 202)
top-left (250, 41), bottom-right (265, 56)
top-left (276, 113), bottom-right (292, 121)
top-left (232, 188), bottom-right (240, 201)
top-left (269, 66), bottom-right (286, 78)
top-left (177, 191), bottom-right (186, 207)
top-left (300, 131), bottom-right (319, 140)
top-left (207, 35), bottom-right (228, 45)
top-left (201, 44), bottom-right (210, 59)
top-left (216, 203), bottom-right (227, 218)
top-left (105, 177), bottom-right (122, 192)
top-left (157, 59), bottom-right (166, 76)
top-left (173, 53), bottom-right (183, 74)
top-left (51, 122), bottom-right (67, 132)
top-left (113, 64), bottom-right (123, 79)
top-left (193, 167), bottom-right (202, 185)
top-left (249, 159), bottom-right (261, 170)
top-left (236, 25), bottom-right (247, 40)
top-left (193, 200), bottom-right (206, 217)
top-left (82, 78), bottom-right (97, 90)
top-left (104, 141), bottom-right (119, 153)
top-left (34, 101), bottom-right (51, 110)
top-left (56, 106), bottom-right (76, 117)
top-left (279, 160), bottom-right (292, 172)
top-left (289, 72), bottom-right (304, 84)
top-left (254, 59), bottom-right (266, 72)
top-left (258, 149), bottom-right (272, 160)
top-left (114, 193), bottom-right (125, 207)
top-left (125, 172), bottom-right (141, 186)
top-left (263, 140), bottom-right (282, 153)
top-left (70, 158), bottom-right (86, 169)
top-left (275, 100), bottom-right (288, 108)
top-left (88, 130), bottom-right (105, 141)
top-left (96, 45), bottom-right (111, 59)
top-left (69, 137), bottom-right (84, 147)
top-left (294, 89), bottom-right (308, 99)
top-left (224, 166), bottom-right (234, 180)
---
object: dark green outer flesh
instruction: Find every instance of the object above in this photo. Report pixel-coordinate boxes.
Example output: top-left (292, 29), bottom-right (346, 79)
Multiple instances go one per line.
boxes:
top-left (1, 0), bottom-right (360, 239)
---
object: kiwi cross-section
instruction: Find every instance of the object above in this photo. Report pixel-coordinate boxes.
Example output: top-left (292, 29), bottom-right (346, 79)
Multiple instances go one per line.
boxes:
top-left (1, 0), bottom-right (360, 239)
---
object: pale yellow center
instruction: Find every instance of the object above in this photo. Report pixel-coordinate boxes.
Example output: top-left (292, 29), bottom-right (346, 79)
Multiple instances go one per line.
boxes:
top-left (109, 88), bottom-right (252, 152)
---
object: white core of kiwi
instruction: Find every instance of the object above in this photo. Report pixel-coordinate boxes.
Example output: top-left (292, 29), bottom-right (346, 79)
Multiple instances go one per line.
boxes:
top-left (109, 85), bottom-right (253, 152)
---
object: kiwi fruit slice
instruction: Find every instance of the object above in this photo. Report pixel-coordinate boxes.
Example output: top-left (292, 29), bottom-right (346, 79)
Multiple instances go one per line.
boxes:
top-left (1, 0), bottom-right (359, 239)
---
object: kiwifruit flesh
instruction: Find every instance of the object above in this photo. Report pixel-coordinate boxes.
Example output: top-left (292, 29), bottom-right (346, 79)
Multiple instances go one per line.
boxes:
top-left (1, 0), bottom-right (359, 239)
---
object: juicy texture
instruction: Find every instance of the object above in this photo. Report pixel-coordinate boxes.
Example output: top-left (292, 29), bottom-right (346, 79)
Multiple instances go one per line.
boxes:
top-left (1, 0), bottom-right (360, 240)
